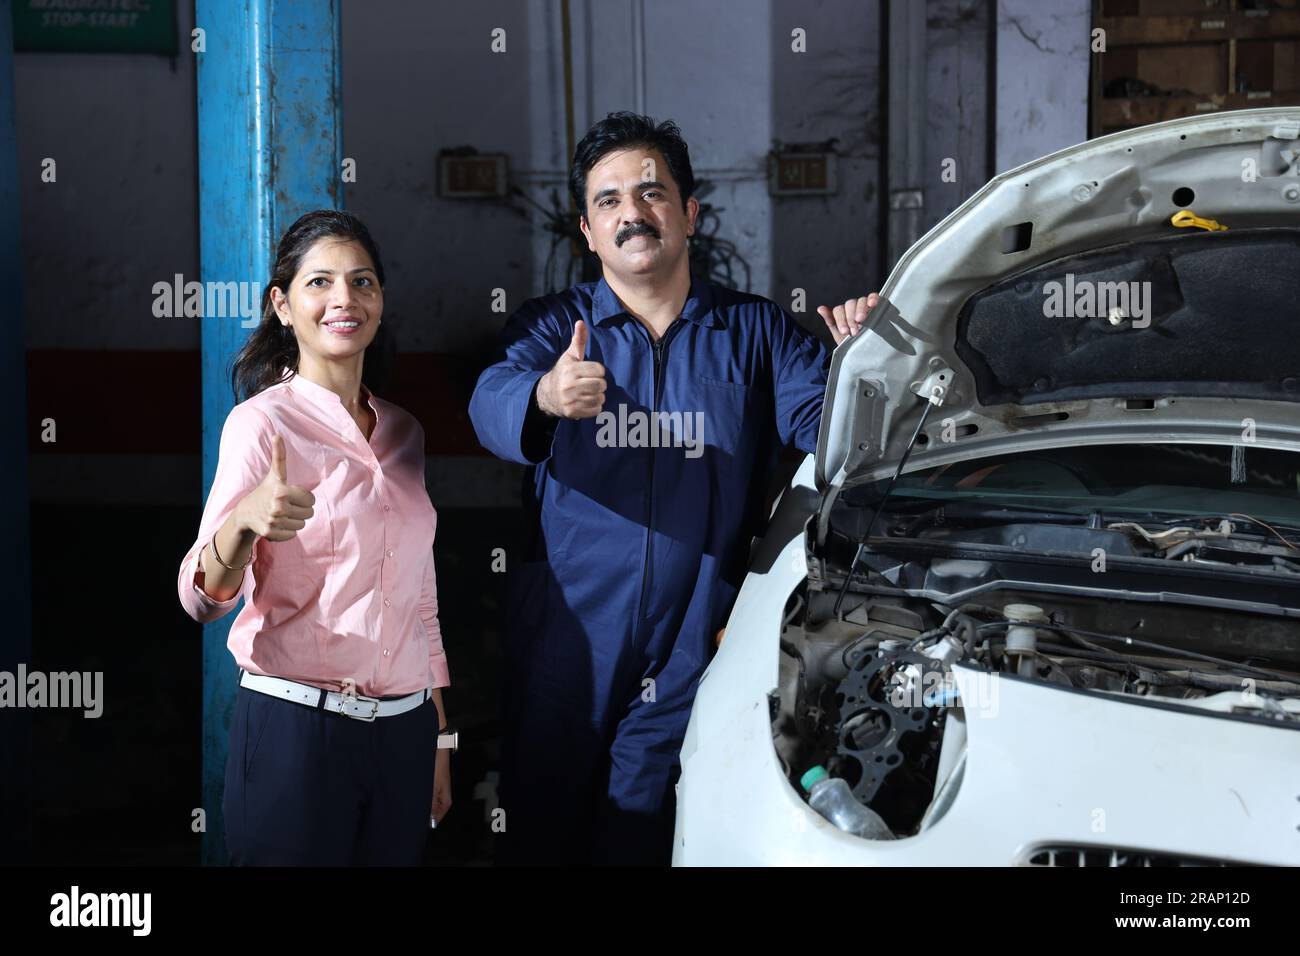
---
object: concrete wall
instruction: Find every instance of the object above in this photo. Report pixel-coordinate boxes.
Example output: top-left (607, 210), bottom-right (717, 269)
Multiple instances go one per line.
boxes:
top-left (13, 0), bottom-right (1092, 507)
top-left (16, 1), bottom-right (199, 351)
top-left (770, 0), bottom-right (882, 317)
top-left (924, 0), bottom-right (992, 234)
top-left (341, 0), bottom-right (539, 354)
top-left (995, 0), bottom-right (1092, 175)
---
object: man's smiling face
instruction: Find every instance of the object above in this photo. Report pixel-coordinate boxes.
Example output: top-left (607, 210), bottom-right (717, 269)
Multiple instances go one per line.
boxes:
top-left (579, 145), bottom-right (699, 280)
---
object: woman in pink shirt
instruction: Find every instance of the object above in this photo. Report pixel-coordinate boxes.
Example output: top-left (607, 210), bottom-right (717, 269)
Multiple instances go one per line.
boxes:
top-left (177, 210), bottom-right (451, 866)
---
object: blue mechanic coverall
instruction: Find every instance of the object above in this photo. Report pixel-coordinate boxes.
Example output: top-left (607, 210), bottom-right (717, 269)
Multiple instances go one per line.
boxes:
top-left (469, 274), bottom-right (829, 865)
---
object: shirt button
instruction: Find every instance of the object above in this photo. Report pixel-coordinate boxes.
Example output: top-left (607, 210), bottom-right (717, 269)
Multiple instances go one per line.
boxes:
top-left (370, 461), bottom-right (379, 471)
top-left (383, 504), bottom-right (390, 512)
top-left (384, 598), bottom-right (391, 607)
top-left (383, 648), bottom-right (390, 657)
top-left (386, 549), bottom-right (394, 558)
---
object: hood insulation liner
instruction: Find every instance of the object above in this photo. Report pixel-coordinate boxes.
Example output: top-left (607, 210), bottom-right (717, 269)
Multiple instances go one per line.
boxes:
top-left (955, 227), bottom-right (1300, 407)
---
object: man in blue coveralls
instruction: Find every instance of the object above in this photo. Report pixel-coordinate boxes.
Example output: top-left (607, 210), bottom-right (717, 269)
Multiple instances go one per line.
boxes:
top-left (470, 112), bottom-right (876, 865)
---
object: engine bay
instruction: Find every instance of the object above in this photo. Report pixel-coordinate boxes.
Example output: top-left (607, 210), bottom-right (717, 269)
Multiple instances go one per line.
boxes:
top-left (771, 557), bottom-right (1300, 840)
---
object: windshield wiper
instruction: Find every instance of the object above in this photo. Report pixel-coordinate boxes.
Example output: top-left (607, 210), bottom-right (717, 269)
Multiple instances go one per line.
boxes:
top-left (897, 501), bottom-right (1097, 536)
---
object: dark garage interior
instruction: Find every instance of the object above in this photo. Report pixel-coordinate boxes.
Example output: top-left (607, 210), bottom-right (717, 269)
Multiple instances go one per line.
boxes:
top-left (4, 0), bottom-right (1300, 900)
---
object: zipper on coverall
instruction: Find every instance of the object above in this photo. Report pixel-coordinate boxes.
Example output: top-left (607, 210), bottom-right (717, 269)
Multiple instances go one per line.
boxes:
top-left (631, 323), bottom-right (681, 652)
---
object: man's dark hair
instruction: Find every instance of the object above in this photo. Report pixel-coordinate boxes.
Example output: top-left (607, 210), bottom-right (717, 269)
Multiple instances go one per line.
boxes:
top-left (569, 111), bottom-right (695, 221)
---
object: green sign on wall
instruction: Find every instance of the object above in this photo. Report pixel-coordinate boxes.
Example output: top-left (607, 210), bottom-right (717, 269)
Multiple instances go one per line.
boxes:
top-left (12, 0), bottom-right (177, 54)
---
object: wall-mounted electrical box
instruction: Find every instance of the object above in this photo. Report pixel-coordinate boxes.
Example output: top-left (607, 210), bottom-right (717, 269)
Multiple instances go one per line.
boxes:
top-left (768, 151), bottom-right (838, 196)
top-left (438, 152), bottom-right (508, 198)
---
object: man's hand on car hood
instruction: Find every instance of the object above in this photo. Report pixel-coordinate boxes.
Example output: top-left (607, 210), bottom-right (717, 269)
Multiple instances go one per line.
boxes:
top-left (818, 292), bottom-right (878, 346)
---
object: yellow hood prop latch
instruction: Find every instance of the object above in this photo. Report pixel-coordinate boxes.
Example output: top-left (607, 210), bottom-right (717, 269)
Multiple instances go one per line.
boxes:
top-left (1170, 209), bottom-right (1228, 232)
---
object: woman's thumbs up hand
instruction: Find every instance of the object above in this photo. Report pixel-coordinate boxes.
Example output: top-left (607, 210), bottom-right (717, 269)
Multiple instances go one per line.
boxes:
top-left (235, 434), bottom-right (317, 541)
top-left (269, 431), bottom-right (289, 482)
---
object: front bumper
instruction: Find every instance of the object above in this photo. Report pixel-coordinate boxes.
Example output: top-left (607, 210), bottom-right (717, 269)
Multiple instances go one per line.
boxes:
top-left (673, 538), bottom-right (1300, 866)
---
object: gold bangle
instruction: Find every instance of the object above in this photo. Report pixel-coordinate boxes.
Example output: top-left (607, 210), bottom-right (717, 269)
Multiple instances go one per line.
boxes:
top-left (210, 530), bottom-right (254, 571)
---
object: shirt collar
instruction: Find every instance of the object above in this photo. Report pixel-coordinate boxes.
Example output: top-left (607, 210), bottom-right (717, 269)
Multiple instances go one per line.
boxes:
top-left (590, 273), bottom-right (723, 329)
top-left (281, 367), bottom-right (375, 420)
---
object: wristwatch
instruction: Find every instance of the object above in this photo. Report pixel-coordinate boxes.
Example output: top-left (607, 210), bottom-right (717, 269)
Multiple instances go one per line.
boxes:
top-left (437, 725), bottom-right (458, 752)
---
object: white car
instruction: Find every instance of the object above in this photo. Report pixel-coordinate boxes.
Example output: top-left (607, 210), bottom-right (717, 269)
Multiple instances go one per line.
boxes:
top-left (673, 108), bottom-right (1300, 866)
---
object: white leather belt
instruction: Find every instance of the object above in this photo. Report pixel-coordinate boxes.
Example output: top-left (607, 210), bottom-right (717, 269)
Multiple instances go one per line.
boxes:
top-left (239, 669), bottom-right (429, 722)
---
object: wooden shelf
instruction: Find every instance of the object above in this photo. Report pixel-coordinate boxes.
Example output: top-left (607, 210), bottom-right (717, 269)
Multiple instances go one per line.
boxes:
top-left (1092, 1), bottom-right (1300, 136)
top-left (1100, 89), bottom-right (1300, 128)
top-left (1100, 11), bottom-right (1300, 45)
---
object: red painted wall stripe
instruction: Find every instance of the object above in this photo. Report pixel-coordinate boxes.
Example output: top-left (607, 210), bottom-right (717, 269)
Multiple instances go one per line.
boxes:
top-left (26, 350), bottom-right (489, 455)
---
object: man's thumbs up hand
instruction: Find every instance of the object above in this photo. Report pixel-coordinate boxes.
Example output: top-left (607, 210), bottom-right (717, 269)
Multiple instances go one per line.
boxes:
top-left (235, 434), bottom-right (317, 542)
top-left (536, 319), bottom-right (607, 419)
top-left (565, 319), bottom-right (589, 362)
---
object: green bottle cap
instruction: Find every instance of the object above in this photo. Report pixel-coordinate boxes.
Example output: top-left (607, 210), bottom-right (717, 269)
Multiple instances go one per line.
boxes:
top-left (800, 765), bottom-right (829, 791)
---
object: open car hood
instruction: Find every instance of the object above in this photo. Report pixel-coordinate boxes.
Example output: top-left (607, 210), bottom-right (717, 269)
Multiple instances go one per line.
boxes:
top-left (814, 108), bottom-right (1300, 542)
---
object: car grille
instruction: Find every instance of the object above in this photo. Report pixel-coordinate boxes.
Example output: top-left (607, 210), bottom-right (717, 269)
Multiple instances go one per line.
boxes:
top-left (1020, 844), bottom-right (1233, 867)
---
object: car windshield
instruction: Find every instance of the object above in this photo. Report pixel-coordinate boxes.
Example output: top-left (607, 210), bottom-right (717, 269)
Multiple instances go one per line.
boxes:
top-left (843, 442), bottom-right (1300, 528)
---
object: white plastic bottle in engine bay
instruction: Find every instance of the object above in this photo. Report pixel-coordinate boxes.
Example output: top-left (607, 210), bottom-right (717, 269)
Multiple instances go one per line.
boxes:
top-left (800, 765), bottom-right (896, 840)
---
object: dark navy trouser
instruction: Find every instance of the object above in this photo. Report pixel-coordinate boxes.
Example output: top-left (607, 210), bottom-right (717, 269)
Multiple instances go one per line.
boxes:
top-left (496, 662), bottom-right (683, 867)
top-left (223, 681), bottom-right (437, 866)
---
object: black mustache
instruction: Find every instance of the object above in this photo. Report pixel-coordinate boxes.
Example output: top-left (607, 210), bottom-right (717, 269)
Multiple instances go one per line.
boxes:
top-left (615, 223), bottom-right (661, 246)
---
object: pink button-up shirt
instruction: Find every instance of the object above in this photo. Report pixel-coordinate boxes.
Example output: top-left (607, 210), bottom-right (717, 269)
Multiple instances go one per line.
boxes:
top-left (177, 369), bottom-right (449, 697)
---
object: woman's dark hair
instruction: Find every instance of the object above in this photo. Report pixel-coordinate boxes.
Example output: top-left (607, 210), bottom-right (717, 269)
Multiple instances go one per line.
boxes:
top-left (230, 209), bottom-right (394, 402)
top-left (568, 111), bottom-right (695, 221)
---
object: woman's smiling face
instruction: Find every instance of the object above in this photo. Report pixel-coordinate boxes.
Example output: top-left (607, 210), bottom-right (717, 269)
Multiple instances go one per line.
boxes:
top-left (271, 237), bottom-right (383, 363)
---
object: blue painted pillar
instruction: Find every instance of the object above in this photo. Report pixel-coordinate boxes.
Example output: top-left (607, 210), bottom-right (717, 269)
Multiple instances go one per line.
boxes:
top-left (0, 0), bottom-right (33, 866)
top-left (196, 0), bottom-right (342, 865)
